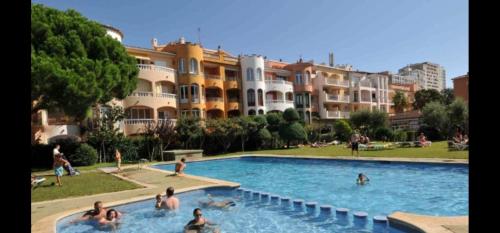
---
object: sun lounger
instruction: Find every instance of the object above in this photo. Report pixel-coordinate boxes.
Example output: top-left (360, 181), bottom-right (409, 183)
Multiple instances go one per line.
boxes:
top-left (448, 142), bottom-right (468, 151)
top-left (31, 176), bottom-right (46, 189)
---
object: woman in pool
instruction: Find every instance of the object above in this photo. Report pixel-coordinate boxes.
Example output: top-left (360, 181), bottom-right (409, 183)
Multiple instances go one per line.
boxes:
top-left (98, 209), bottom-right (121, 225)
top-left (199, 194), bottom-right (236, 209)
top-left (357, 173), bottom-right (370, 185)
top-left (185, 208), bottom-right (220, 233)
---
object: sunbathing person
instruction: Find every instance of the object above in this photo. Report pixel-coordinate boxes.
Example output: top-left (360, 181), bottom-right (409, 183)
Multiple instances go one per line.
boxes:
top-left (418, 132), bottom-right (431, 147)
top-left (184, 208), bottom-right (220, 233)
top-left (199, 194), bottom-right (236, 209)
top-left (357, 173), bottom-right (370, 185)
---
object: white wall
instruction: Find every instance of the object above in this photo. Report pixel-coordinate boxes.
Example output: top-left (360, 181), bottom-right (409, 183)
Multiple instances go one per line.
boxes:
top-left (241, 55), bottom-right (266, 115)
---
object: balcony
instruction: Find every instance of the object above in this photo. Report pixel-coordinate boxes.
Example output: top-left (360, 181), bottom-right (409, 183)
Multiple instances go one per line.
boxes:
top-left (265, 80), bottom-right (294, 93)
top-left (137, 64), bottom-right (175, 83)
top-left (206, 97), bottom-right (225, 110)
top-left (265, 99), bottom-right (295, 112)
top-left (227, 98), bottom-right (240, 110)
top-left (322, 110), bottom-right (350, 119)
top-left (353, 81), bottom-right (373, 89)
top-left (124, 91), bottom-right (177, 109)
top-left (324, 94), bottom-right (350, 103)
top-left (325, 78), bottom-right (349, 88)
top-left (224, 76), bottom-right (239, 89)
top-left (205, 74), bottom-right (223, 88)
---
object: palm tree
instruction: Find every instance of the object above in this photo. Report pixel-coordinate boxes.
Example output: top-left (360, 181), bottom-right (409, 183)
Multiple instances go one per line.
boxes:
top-left (393, 91), bottom-right (408, 113)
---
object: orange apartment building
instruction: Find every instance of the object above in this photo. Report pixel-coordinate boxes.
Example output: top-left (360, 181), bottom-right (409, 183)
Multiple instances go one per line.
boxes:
top-left (452, 73), bottom-right (469, 103)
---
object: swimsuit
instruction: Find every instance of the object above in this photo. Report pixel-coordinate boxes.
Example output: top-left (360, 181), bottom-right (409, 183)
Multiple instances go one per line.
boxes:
top-left (54, 166), bottom-right (64, 177)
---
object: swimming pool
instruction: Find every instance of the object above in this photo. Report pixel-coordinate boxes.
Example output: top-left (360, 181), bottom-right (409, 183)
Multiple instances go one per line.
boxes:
top-left (57, 187), bottom-right (405, 233)
top-left (155, 156), bottom-right (468, 217)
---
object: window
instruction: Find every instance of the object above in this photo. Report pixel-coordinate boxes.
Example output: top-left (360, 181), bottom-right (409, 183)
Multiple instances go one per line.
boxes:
top-left (258, 89), bottom-right (264, 106)
top-left (179, 59), bottom-right (185, 73)
top-left (246, 68), bottom-right (254, 81)
top-left (126, 108), bottom-right (152, 119)
top-left (305, 93), bottom-right (310, 107)
top-left (248, 110), bottom-right (256, 115)
top-left (305, 71), bottom-right (311, 84)
top-left (258, 109), bottom-right (264, 115)
top-left (191, 84), bottom-right (199, 103)
top-left (256, 68), bottom-right (263, 81)
top-left (295, 72), bottom-right (303, 84)
top-left (296, 94), bottom-right (303, 107)
top-left (180, 85), bottom-right (188, 103)
top-left (247, 89), bottom-right (255, 106)
top-left (189, 58), bottom-right (198, 74)
top-left (181, 110), bottom-right (189, 117)
top-left (154, 60), bottom-right (167, 67)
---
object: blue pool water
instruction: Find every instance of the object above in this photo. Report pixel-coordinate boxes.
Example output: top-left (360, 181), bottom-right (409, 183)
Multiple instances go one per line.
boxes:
top-left (56, 157), bottom-right (467, 233)
top-left (155, 157), bottom-right (468, 217)
top-left (57, 187), bottom-right (405, 233)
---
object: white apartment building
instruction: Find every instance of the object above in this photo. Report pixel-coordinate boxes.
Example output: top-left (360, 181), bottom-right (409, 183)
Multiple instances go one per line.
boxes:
top-left (398, 62), bottom-right (446, 91)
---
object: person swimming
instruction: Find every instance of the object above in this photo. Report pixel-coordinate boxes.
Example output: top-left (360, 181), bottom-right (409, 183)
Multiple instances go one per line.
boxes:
top-left (155, 194), bottom-right (164, 209)
top-left (184, 208), bottom-right (220, 233)
top-left (198, 194), bottom-right (236, 209)
top-left (357, 173), bottom-right (370, 185)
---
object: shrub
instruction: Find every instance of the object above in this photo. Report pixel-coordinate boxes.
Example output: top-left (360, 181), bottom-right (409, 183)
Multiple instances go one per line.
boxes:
top-left (279, 122), bottom-right (307, 148)
top-left (406, 130), bottom-right (417, 141)
top-left (69, 143), bottom-right (98, 166)
top-left (50, 137), bottom-right (80, 159)
top-left (374, 127), bottom-right (393, 141)
top-left (393, 130), bottom-right (408, 142)
top-left (333, 119), bottom-right (352, 142)
top-left (116, 138), bottom-right (139, 162)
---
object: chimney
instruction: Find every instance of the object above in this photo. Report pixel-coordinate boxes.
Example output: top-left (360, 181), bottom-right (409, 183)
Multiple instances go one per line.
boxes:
top-left (152, 38), bottom-right (158, 47)
top-left (179, 37), bottom-right (186, 44)
top-left (329, 52), bottom-right (334, 67)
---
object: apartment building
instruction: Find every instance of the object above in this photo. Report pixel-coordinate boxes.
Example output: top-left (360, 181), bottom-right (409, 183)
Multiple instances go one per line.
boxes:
top-left (313, 65), bottom-right (350, 120)
top-left (453, 73), bottom-right (469, 103)
top-left (388, 83), bottom-right (419, 114)
top-left (398, 62), bottom-right (446, 91)
top-left (284, 60), bottom-right (314, 123)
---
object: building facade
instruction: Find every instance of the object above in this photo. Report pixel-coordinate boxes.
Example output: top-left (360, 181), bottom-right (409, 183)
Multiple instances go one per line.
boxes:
top-left (452, 74), bottom-right (469, 103)
top-left (398, 62), bottom-right (446, 91)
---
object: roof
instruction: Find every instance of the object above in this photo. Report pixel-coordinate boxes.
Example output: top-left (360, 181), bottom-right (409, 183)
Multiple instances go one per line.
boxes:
top-left (101, 24), bottom-right (124, 38)
top-left (125, 45), bottom-right (176, 56)
top-left (451, 74), bottom-right (469, 80)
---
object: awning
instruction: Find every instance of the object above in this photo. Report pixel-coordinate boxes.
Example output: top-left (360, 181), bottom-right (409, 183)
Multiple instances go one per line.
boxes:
top-left (133, 55), bottom-right (151, 60)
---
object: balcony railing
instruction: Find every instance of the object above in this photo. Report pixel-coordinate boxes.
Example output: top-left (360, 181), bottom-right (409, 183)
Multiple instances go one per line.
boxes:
top-left (326, 111), bottom-right (350, 118)
top-left (156, 93), bottom-right (176, 99)
top-left (206, 97), bottom-right (223, 102)
top-left (157, 119), bottom-right (177, 125)
top-left (325, 79), bottom-right (349, 86)
top-left (137, 64), bottom-right (175, 72)
top-left (266, 99), bottom-right (294, 104)
top-left (226, 76), bottom-right (238, 81)
top-left (129, 91), bottom-right (154, 97)
top-left (124, 119), bottom-right (154, 125)
top-left (205, 74), bottom-right (221, 80)
top-left (265, 80), bottom-right (293, 86)
top-left (326, 94), bottom-right (350, 102)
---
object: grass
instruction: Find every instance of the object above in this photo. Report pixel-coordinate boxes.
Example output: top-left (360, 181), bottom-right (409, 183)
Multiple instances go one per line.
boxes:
top-left (31, 171), bottom-right (143, 202)
top-left (221, 141), bottom-right (468, 159)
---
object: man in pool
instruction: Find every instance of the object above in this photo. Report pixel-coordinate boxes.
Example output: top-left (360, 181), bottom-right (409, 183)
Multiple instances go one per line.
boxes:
top-left (155, 194), bottom-right (164, 209)
top-left (175, 158), bottom-right (187, 176)
top-left (199, 194), bottom-right (236, 209)
top-left (72, 201), bottom-right (121, 223)
top-left (164, 187), bottom-right (180, 210)
top-left (356, 173), bottom-right (370, 185)
top-left (184, 208), bottom-right (220, 233)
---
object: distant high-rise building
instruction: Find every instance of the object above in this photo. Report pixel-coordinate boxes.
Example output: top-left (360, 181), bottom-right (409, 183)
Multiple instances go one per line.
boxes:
top-left (398, 62), bottom-right (446, 91)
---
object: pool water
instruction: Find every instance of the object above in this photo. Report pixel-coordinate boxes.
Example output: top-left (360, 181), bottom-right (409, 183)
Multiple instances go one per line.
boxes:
top-left (57, 187), bottom-right (406, 233)
top-left (155, 157), bottom-right (468, 217)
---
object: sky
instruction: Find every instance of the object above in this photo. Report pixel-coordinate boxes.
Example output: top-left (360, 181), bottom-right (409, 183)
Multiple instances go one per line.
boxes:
top-left (32, 0), bottom-right (468, 88)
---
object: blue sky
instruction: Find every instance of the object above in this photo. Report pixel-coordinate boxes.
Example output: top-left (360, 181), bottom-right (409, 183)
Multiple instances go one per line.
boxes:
top-left (32, 0), bottom-right (468, 88)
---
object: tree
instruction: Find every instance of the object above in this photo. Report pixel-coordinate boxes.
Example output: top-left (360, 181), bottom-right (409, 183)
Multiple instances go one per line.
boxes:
top-left (333, 120), bottom-right (352, 142)
top-left (266, 113), bottom-right (284, 148)
top-left (140, 119), bottom-right (177, 161)
top-left (413, 89), bottom-right (443, 110)
top-left (279, 122), bottom-right (307, 148)
top-left (206, 118), bottom-right (241, 154)
top-left (441, 88), bottom-right (455, 106)
top-left (87, 104), bottom-right (125, 163)
top-left (235, 116), bottom-right (258, 152)
top-left (349, 110), bottom-right (371, 135)
top-left (392, 91), bottom-right (408, 113)
top-left (421, 101), bottom-right (448, 139)
top-left (446, 98), bottom-right (468, 136)
top-left (31, 4), bottom-right (139, 119)
top-left (370, 110), bottom-right (389, 131)
top-left (176, 116), bottom-right (204, 149)
top-left (279, 109), bottom-right (307, 148)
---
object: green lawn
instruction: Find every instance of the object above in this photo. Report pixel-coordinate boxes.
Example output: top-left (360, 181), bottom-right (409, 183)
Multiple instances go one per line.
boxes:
top-left (222, 141), bottom-right (468, 159)
top-left (31, 171), bottom-right (143, 202)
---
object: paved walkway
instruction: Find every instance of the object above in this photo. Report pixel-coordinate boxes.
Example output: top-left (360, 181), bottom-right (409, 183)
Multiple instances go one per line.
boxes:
top-left (389, 212), bottom-right (468, 233)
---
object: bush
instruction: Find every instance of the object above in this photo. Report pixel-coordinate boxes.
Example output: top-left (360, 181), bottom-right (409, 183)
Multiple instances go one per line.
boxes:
top-left (50, 137), bottom-right (80, 159)
top-left (333, 119), bottom-right (352, 142)
top-left (406, 130), bottom-right (417, 141)
top-left (116, 138), bottom-right (139, 162)
top-left (393, 130), bottom-right (408, 142)
top-left (319, 133), bottom-right (336, 142)
top-left (374, 127), bottom-right (393, 141)
top-left (69, 143), bottom-right (98, 166)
